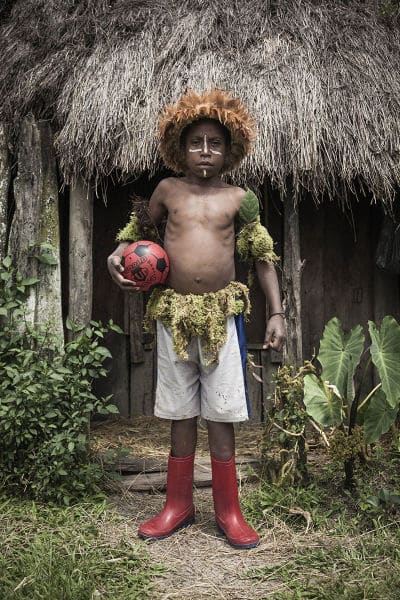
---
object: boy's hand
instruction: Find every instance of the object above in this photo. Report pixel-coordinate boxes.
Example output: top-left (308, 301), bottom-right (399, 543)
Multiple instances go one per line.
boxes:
top-left (107, 254), bottom-right (143, 293)
top-left (263, 315), bottom-right (286, 351)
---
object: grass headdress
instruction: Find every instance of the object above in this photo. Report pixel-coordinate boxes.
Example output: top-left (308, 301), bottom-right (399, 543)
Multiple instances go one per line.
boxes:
top-left (158, 89), bottom-right (255, 173)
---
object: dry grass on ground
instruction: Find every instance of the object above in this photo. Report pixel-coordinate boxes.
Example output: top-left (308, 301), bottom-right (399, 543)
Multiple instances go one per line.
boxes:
top-left (91, 417), bottom-right (325, 599)
top-left (91, 415), bottom-right (263, 459)
top-left (111, 485), bottom-right (331, 600)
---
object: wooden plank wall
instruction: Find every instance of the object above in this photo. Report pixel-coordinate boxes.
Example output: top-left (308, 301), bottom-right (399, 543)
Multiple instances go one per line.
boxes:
top-left (93, 179), bottom-right (400, 421)
top-left (300, 198), bottom-right (400, 361)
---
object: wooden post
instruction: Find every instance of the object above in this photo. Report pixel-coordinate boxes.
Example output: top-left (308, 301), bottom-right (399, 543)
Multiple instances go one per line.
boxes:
top-left (8, 116), bottom-right (41, 320)
top-left (36, 122), bottom-right (63, 341)
top-left (68, 177), bottom-right (93, 333)
top-left (0, 123), bottom-right (11, 264)
top-left (282, 184), bottom-right (305, 367)
top-left (8, 116), bottom-right (63, 342)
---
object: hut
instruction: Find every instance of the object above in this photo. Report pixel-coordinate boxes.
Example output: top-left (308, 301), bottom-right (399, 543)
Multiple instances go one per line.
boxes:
top-left (1, 0), bottom-right (400, 421)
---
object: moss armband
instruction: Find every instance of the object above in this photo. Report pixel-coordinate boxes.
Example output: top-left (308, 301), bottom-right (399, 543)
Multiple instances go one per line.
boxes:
top-left (144, 281), bottom-right (251, 366)
top-left (236, 190), bottom-right (278, 264)
top-left (236, 218), bottom-right (278, 263)
top-left (116, 197), bottom-right (160, 243)
top-left (116, 212), bottom-right (141, 243)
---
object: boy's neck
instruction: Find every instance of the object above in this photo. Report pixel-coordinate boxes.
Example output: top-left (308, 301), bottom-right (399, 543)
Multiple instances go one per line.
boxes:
top-left (183, 173), bottom-right (225, 188)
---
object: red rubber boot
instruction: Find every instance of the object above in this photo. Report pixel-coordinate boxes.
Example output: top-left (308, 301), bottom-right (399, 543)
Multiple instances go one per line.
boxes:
top-left (138, 453), bottom-right (195, 540)
top-left (211, 454), bottom-right (259, 549)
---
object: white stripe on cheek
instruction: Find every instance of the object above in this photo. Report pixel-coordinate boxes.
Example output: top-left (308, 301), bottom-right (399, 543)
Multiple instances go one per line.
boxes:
top-left (211, 149), bottom-right (222, 155)
top-left (188, 148), bottom-right (201, 153)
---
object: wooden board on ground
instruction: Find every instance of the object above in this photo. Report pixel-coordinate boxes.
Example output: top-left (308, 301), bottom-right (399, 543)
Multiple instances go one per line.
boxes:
top-left (111, 455), bottom-right (260, 491)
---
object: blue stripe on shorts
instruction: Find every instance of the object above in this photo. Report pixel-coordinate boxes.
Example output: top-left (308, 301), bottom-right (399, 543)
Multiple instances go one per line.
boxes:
top-left (234, 312), bottom-right (251, 418)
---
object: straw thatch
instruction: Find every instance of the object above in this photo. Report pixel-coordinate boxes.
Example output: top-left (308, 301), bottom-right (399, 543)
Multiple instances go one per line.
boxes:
top-left (1, 1), bottom-right (400, 202)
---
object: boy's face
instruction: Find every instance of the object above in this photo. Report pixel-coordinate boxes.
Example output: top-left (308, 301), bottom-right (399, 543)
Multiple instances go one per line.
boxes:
top-left (183, 119), bottom-right (229, 179)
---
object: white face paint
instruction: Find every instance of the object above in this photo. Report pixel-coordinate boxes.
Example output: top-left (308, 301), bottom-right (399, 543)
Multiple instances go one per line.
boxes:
top-left (188, 134), bottom-right (223, 155)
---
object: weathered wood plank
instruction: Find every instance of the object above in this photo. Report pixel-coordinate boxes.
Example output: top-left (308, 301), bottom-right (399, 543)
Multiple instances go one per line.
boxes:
top-left (300, 199), bottom-right (325, 361)
top-left (35, 122), bottom-right (63, 341)
top-left (130, 349), bottom-right (155, 416)
top-left (8, 117), bottom-right (41, 319)
top-left (118, 456), bottom-right (260, 491)
top-left (0, 123), bottom-right (10, 263)
top-left (246, 347), bottom-right (262, 422)
top-left (282, 186), bottom-right (304, 367)
top-left (105, 455), bottom-right (259, 474)
top-left (129, 293), bottom-right (145, 363)
top-left (68, 176), bottom-right (93, 332)
top-left (8, 117), bottom-right (63, 340)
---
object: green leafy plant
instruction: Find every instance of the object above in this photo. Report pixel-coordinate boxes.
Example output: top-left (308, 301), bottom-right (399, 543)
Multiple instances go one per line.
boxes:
top-left (0, 257), bottom-right (122, 504)
top-left (260, 362), bottom-right (315, 485)
top-left (303, 316), bottom-right (400, 487)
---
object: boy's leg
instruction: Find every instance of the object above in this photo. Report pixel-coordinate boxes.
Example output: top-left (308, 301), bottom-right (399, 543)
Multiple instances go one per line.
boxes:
top-left (207, 420), bottom-right (259, 550)
top-left (207, 421), bottom-right (234, 460)
top-left (138, 417), bottom-right (197, 540)
top-left (171, 417), bottom-right (198, 457)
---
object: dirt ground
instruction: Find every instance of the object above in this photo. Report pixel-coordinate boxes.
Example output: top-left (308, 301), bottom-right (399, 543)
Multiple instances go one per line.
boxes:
top-left (112, 486), bottom-right (285, 600)
top-left (95, 418), bottom-right (316, 599)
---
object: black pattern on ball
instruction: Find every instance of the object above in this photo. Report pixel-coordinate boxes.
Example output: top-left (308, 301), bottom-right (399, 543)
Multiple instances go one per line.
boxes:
top-left (156, 257), bottom-right (167, 272)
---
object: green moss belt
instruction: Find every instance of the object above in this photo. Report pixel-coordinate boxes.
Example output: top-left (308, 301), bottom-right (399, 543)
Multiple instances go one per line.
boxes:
top-left (144, 281), bottom-right (251, 366)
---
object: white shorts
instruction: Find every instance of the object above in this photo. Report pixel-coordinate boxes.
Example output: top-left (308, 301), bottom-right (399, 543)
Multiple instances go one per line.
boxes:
top-left (154, 314), bottom-right (250, 422)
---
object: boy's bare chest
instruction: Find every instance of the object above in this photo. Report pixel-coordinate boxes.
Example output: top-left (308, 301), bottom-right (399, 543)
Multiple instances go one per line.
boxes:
top-left (166, 195), bottom-right (237, 229)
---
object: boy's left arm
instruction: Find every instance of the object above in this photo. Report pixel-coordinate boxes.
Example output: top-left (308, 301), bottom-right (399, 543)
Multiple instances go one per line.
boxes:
top-left (255, 260), bottom-right (286, 351)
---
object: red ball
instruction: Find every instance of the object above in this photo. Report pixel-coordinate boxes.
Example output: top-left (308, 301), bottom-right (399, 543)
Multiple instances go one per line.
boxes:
top-left (121, 241), bottom-right (169, 291)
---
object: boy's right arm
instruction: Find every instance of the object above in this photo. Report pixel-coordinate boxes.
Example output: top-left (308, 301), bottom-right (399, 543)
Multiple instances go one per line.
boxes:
top-left (108, 180), bottom-right (169, 292)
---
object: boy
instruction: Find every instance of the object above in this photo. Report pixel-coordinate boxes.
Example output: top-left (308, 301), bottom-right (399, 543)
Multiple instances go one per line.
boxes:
top-left (107, 89), bottom-right (286, 549)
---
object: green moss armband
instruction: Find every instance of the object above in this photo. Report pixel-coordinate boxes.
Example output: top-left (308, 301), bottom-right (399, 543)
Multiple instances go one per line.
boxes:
top-left (116, 199), bottom-right (160, 243)
top-left (116, 212), bottom-right (141, 243)
top-left (236, 218), bottom-right (278, 263)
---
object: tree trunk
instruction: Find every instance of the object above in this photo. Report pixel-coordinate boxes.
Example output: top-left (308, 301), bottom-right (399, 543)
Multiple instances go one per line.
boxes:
top-left (8, 116), bottom-right (63, 341)
top-left (282, 184), bottom-right (304, 367)
top-left (0, 123), bottom-right (11, 264)
top-left (68, 176), bottom-right (93, 334)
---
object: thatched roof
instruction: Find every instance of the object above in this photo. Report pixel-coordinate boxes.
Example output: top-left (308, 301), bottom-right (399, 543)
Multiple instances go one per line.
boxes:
top-left (1, 0), bottom-right (400, 203)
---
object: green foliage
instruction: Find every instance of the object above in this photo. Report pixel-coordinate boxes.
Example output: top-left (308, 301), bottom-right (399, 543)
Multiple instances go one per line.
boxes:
top-left (246, 524), bottom-right (400, 600)
top-left (243, 480), bottom-right (331, 530)
top-left (238, 189), bottom-right (260, 224)
top-left (368, 317), bottom-right (400, 409)
top-left (0, 257), bottom-right (122, 504)
top-left (0, 497), bottom-right (164, 599)
top-left (261, 363), bottom-right (314, 485)
top-left (364, 390), bottom-right (398, 445)
top-left (303, 317), bottom-right (400, 445)
top-left (318, 317), bottom-right (365, 400)
top-left (303, 375), bottom-right (342, 427)
top-left (328, 426), bottom-right (364, 466)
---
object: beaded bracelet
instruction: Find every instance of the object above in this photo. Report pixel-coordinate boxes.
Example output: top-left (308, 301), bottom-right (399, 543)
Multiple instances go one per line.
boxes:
top-left (269, 312), bottom-right (286, 318)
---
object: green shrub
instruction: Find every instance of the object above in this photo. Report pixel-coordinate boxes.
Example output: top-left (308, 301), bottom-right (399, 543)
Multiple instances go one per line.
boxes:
top-left (0, 257), bottom-right (121, 504)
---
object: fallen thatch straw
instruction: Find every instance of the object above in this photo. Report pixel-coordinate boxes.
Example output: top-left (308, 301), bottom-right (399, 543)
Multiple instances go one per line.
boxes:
top-left (1, 1), bottom-right (400, 203)
top-left (90, 416), bottom-right (262, 459)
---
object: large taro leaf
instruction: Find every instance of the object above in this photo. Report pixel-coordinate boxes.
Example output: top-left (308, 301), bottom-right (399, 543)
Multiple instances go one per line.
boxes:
top-left (363, 389), bottom-right (398, 444)
top-left (369, 316), bottom-right (400, 409)
top-left (318, 318), bottom-right (365, 401)
top-left (303, 374), bottom-right (342, 427)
